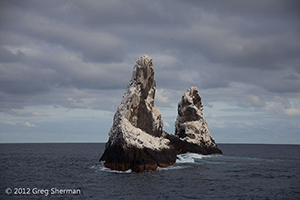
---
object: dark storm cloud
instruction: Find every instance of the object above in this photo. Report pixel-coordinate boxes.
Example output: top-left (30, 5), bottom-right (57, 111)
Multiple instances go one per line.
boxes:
top-left (0, 0), bottom-right (299, 112)
top-left (184, 0), bottom-right (300, 20)
top-left (0, 56), bottom-right (132, 95)
top-left (71, 0), bottom-right (189, 27)
top-left (0, 1), bottom-right (125, 63)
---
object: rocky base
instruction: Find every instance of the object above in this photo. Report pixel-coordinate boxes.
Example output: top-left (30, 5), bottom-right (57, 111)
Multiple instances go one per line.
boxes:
top-left (100, 131), bottom-right (222, 173)
top-left (100, 144), bottom-right (176, 173)
top-left (164, 133), bottom-right (222, 155)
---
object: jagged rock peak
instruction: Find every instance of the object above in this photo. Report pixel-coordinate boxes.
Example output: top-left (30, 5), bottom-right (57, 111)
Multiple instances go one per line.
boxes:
top-left (125, 54), bottom-right (162, 137)
top-left (109, 54), bottom-right (164, 144)
top-left (100, 54), bottom-right (175, 172)
top-left (175, 87), bottom-right (217, 148)
top-left (135, 54), bottom-right (152, 69)
top-left (131, 54), bottom-right (154, 86)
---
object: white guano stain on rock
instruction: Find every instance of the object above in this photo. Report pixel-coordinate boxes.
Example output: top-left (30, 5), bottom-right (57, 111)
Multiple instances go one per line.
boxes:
top-left (175, 87), bottom-right (217, 147)
top-left (107, 54), bottom-right (169, 150)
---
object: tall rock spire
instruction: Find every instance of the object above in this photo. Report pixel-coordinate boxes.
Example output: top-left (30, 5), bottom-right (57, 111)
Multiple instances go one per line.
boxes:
top-left (100, 54), bottom-right (176, 172)
top-left (127, 54), bottom-right (163, 137)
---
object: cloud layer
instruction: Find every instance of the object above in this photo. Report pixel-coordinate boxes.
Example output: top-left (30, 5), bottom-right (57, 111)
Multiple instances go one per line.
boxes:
top-left (0, 0), bottom-right (299, 143)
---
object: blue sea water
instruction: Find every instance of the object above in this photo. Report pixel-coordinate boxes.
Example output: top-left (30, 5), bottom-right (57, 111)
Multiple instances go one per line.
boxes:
top-left (0, 143), bottom-right (299, 199)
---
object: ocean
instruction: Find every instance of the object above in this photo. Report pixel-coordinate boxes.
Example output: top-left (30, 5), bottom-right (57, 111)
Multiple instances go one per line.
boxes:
top-left (0, 143), bottom-right (299, 199)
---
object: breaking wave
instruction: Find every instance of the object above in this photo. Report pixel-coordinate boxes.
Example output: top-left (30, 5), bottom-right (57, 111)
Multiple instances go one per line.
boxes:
top-left (176, 153), bottom-right (205, 163)
top-left (91, 162), bottom-right (132, 173)
top-left (157, 165), bottom-right (188, 171)
top-left (176, 153), bottom-right (215, 163)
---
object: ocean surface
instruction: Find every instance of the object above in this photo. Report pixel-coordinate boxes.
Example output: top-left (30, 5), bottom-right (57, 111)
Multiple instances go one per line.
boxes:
top-left (0, 143), bottom-right (299, 200)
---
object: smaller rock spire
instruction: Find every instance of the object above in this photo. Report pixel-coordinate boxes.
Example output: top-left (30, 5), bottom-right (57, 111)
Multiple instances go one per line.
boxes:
top-left (175, 87), bottom-right (218, 148)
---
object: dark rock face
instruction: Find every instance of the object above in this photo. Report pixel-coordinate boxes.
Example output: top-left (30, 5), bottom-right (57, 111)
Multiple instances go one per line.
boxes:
top-left (164, 132), bottom-right (222, 155)
top-left (100, 55), bottom-right (221, 173)
top-left (100, 143), bottom-right (176, 172)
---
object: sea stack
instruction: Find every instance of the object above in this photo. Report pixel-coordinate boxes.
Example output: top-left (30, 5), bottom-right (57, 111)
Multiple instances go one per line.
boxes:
top-left (172, 87), bottom-right (222, 154)
top-left (100, 54), bottom-right (222, 173)
top-left (100, 54), bottom-right (176, 172)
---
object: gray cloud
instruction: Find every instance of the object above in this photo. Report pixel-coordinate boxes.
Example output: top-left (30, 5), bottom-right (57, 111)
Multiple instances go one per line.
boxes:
top-left (0, 0), bottom-right (299, 116)
top-left (0, 47), bottom-right (25, 63)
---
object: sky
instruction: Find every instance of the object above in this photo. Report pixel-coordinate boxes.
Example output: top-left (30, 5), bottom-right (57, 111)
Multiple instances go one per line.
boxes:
top-left (0, 0), bottom-right (300, 144)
